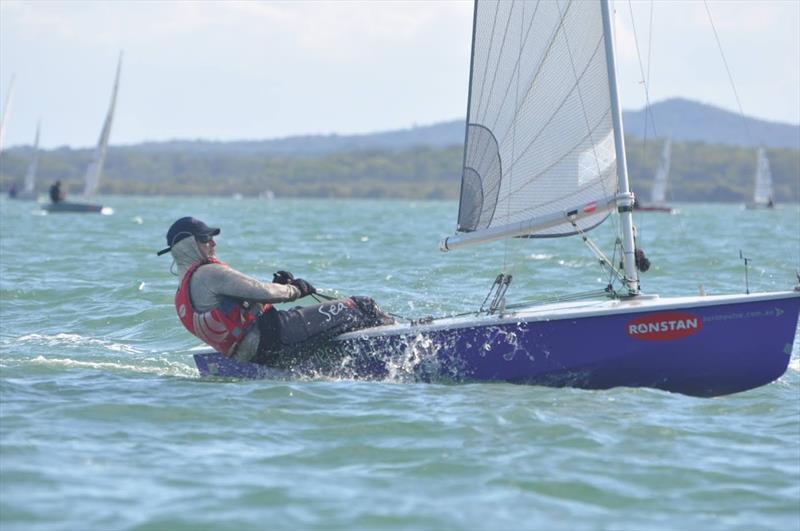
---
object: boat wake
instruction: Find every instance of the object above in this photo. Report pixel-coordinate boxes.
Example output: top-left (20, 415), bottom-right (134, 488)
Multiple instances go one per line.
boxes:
top-left (0, 354), bottom-right (198, 378)
top-left (12, 333), bottom-right (143, 354)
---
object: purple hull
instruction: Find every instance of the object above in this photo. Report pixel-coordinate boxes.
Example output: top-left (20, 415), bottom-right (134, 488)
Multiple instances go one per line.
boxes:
top-left (194, 291), bottom-right (800, 397)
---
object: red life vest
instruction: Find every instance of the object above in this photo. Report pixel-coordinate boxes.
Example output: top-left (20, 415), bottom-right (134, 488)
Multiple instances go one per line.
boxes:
top-left (175, 258), bottom-right (269, 356)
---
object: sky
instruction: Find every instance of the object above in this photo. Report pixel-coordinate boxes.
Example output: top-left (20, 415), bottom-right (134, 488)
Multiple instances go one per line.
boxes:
top-left (1, 0), bottom-right (798, 149)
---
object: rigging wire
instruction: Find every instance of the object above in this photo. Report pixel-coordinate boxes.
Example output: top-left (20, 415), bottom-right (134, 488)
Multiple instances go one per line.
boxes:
top-left (626, 0), bottom-right (660, 191)
top-left (702, 0), bottom-right (754, 146)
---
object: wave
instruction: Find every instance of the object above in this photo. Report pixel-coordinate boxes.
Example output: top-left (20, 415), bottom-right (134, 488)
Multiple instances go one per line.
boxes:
top-left (1, 354), bottom-right (198, 379)
top-left (9, 333), bottom-right (143, 354)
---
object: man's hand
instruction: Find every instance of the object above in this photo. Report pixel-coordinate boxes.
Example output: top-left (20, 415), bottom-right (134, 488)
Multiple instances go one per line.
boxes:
top-left (273, 270), bottom-right (294, 285)
top-left (291, 278), bottom-right (316, 298)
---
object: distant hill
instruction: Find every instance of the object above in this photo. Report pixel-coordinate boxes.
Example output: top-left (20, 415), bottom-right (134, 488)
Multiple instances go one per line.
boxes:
top-left (623, 98), bottom-right (800, 149)
top-left (130, 121), bottom-right (466, 157)
top-left (125, 97), bottom-right (798, 156)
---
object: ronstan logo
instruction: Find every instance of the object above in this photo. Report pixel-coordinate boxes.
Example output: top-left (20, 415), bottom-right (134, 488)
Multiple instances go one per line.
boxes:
top-left (626, 312), bottom-right (702, 340)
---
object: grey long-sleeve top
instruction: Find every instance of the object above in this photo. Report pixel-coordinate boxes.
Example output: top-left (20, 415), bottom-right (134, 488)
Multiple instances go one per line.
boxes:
top-left (170, 236), bottom-right (301, 360)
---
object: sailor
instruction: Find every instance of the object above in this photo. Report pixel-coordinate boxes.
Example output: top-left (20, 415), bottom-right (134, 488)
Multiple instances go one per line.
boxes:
top-left (49, 181), bottom-right (64, 203)
top-left (158, 217), bottom-right (393, 367)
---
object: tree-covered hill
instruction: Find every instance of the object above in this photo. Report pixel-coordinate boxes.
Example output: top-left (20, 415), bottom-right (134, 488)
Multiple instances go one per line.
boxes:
top-left (1, 136), bottom-right (798, 202)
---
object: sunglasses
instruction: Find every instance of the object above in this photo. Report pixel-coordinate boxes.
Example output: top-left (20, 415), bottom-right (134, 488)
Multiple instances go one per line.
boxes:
top-left (195, 234), bottom-right (215, 243)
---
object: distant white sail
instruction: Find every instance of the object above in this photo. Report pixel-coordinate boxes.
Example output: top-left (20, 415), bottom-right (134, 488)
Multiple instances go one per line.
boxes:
top-left (650, 138), bottom-right (671, 204)
top-left (83, 53), bottom-right (122, 197)
top-left (455, 0), bottom-right (619, 241)
top-left (752, 147), bottom-right (773, 206)
top-left (0, 75), bottom-right (15, 155)
top-left (23, 121), bottom-right (41, 193)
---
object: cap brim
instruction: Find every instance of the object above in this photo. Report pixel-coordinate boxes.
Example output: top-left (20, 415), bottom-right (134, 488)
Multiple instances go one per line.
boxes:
top-left (156, 247), bottom-right (171, 256)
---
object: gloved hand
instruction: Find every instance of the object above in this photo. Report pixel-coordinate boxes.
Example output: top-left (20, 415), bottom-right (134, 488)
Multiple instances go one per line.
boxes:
top-left (291, 278), bottom-right (316, 298)
top-left (273, 270), bottom-right (294, 285)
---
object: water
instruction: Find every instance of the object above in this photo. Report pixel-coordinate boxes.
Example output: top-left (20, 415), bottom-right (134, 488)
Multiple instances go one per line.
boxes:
top-left (1, 196), bottom-right (799, 531)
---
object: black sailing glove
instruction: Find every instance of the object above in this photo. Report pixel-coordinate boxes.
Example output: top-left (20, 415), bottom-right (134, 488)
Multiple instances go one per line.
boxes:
top-left (273, 270), bottom-right (295, 285)
top-left (291, 278), bottom-right (317, 298)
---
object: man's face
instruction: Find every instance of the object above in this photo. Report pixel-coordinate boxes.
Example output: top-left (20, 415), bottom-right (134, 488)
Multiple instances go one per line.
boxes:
top-left (196, 235), bottom-right (216, 259)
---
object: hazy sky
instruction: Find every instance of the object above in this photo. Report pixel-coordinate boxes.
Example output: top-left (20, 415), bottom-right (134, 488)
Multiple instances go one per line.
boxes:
top-left (1, 0), bottom-right (798, 149)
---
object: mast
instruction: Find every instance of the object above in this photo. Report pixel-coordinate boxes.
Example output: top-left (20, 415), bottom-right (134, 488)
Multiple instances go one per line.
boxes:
top-left (601, 0), bottom-right (639, 295)
top-left (455, 0), bottom-right (480, 230)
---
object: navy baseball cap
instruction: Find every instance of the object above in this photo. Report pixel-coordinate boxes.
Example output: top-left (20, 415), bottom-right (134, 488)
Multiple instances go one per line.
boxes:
top-left (157, 217), bottom-right (220, 256)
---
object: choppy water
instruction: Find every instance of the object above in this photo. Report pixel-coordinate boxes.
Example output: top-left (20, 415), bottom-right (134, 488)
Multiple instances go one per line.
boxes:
top-left (1, 196), bottom-right (799, 531)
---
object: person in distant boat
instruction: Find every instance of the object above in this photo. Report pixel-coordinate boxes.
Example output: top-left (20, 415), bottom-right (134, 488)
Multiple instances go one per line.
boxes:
top-left (49, 181), bottom-right (64, 203)
top-left (158, 217), bottom-right (393, 368)
top-left (8, 183), bottom-right (17, 198)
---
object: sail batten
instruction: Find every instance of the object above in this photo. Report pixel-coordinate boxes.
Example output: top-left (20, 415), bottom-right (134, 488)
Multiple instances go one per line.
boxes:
top-left (455, 0), bottom-right (619, 240)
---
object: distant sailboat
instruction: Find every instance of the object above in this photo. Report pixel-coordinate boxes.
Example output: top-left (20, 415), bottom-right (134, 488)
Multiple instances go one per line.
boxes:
top-left (9, 121), bottom-right (41, 200)
top-left (0, 75), bottom-right (15, 156)
top-left (745, 147), bottom-right (774, 209)
top-left (635, 138), bottom-right (673, 213)
top-left (44, 53), bottom-right (122, 214)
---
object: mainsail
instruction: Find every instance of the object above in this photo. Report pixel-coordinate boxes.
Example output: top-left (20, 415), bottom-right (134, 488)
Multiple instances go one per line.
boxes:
top-left (752, 147), bottom-right (773, 206)
top-left (455, 0), bottom-right (620, 241)
top-left (83, 53), bottom-right (122, 197)
top-left (23, 121), bottom-right (41, 193)
top-left (650, 137), bottom-right (671, 204)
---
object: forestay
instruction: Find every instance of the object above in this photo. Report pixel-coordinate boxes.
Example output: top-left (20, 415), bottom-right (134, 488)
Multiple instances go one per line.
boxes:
top-left (456, 0), bottom-right (619, 241)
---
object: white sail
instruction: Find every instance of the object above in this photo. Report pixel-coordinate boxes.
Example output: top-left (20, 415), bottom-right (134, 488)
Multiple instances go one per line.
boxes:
top-left (649, 137), bottom-right (671, 204)
top-left (0, 75), bottom-right (15, 155)
top-left (23, 121), bottom-right (41, 193)
top-left (83, 53), bottom-right (122, 197)
top-left (454, 0), bottom-right (620, 241)
top-left (443, 0), bottom-right (639, 293)
top-left (752, 147), bottom-right (773, 206)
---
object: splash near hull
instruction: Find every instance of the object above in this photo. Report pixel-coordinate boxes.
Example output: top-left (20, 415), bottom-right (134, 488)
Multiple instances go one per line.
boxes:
top-left (194, 291), bottom-right (800, 397)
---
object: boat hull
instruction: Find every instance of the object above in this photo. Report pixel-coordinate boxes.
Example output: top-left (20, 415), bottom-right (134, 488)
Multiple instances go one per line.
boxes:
top-left (8, 191), bottom-right (39, 201)
top-left (745, 202), bottom-right (775, 210)
top-left (42, 201), bottom-right (104, 213)
top-left (634, 203), bottom-right (673, 213)
top-left (194, 291), bottom-right (800, 397)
